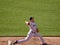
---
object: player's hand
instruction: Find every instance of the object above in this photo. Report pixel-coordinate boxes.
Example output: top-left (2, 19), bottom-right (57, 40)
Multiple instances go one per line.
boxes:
top-left (25, 21), bottom-right (28, 24)
top-left (25, 21), bottom-right (30, 25)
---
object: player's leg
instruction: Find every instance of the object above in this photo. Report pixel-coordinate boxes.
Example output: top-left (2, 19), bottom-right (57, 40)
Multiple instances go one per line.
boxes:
top-left (12, 30), bottom-right (33, 45)
top-left (15, 34), bottom-right (32, 43)
top-left (35, 33), bottom-right (45, 43)
top-left (35, 32), bottom-right (47, 45)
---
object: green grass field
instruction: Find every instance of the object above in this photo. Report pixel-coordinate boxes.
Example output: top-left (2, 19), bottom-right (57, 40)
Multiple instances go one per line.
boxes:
top-left (0, 0), bottom-right (60, 36)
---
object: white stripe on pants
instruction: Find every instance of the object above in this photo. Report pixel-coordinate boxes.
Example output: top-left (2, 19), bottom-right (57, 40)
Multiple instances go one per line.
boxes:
top-left (17, 30), bottom-right (45, 43)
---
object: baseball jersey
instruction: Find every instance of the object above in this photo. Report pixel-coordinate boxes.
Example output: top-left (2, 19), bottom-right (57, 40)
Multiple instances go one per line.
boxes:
top-left (29, 22), bottom-right (37, 32)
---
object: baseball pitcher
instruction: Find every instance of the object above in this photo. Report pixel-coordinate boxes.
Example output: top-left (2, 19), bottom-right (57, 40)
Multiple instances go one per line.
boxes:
top-left (11, 17), bottom-right (47, 45)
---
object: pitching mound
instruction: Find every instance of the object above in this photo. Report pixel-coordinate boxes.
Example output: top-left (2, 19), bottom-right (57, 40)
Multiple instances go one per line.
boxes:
top-left (0, 37), bottom-right (60, 45)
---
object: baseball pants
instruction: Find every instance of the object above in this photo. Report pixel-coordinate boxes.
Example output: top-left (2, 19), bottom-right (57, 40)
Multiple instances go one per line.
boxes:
top-left (17, 30), bottom-right (45, 43)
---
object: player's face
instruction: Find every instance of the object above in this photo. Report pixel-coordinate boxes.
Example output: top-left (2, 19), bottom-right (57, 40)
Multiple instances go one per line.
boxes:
top-left (31, 18), bottom-right (34, 22)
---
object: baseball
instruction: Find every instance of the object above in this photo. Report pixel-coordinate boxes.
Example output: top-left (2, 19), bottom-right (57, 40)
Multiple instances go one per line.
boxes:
top-left (25, 21), bottom-right (28, 23)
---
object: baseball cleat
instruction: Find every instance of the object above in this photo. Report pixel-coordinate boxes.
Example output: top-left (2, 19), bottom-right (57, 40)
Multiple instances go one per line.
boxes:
top-left (12, 40), bottom-right (18, 45)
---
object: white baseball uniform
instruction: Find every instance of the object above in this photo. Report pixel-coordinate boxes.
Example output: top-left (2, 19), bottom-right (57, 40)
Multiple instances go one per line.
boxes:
top-left (17, 22), bottom-right (45, 43)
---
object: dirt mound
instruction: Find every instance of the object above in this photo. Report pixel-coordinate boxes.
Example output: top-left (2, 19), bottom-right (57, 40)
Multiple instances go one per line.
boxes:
top-left (0, 37), bottom-right (60, 45)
